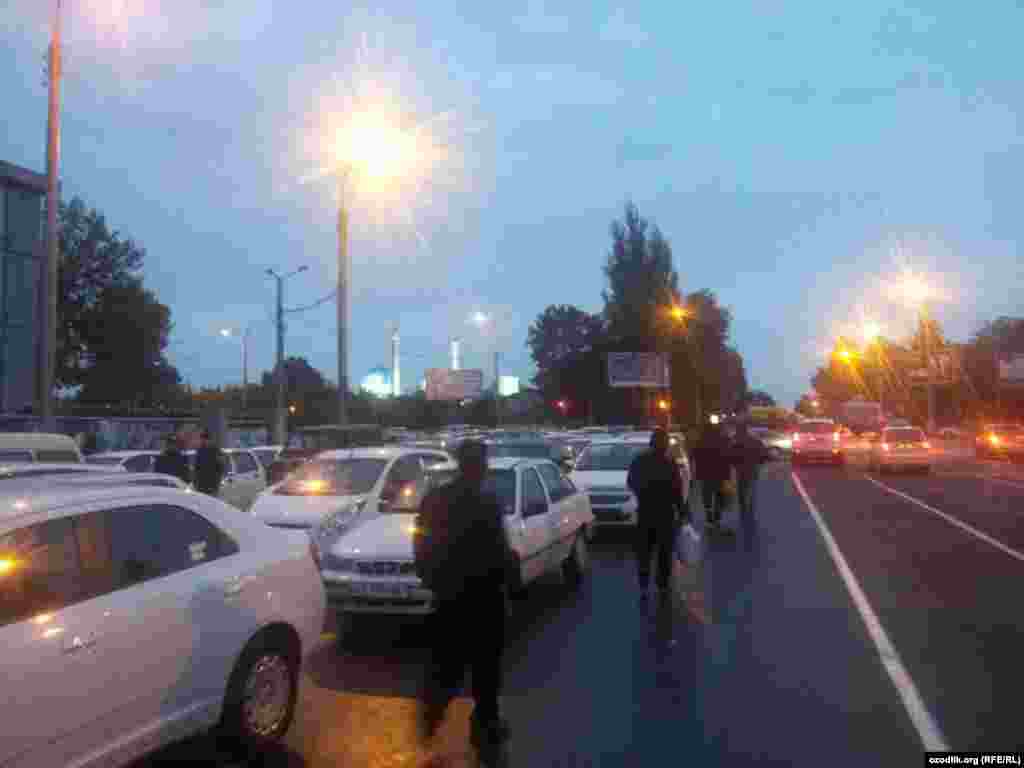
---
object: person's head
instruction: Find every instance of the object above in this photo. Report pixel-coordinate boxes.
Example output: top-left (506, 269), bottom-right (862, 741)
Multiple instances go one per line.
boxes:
top-left (456, 439), bottom-right (488, 486)
top-left (650, 428), bottom-right (670, 456)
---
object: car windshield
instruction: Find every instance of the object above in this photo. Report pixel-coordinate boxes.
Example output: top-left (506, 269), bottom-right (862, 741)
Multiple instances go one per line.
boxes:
top-left (487, 443), bottom-right (552, 459)
top-left (251, 449), bottom-right (278, 468)
top-left (277, 459), bottom-right (388, 496)
top-left (885, 428), bottom-right (926, 443)
top-left (483, 469), bottom-right (517, 516)
top-left (86, 456), bottom-right (124, 466)
top-left (575, 443), bottom-right (647, 471)
top-left (798, 423), bottom-right (836, 435)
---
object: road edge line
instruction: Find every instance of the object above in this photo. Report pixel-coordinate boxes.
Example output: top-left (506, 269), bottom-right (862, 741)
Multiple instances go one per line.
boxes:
top-left (790, 471), bottom-right (948, 751)
top-left (865, 475), bottom-right (1024, 563)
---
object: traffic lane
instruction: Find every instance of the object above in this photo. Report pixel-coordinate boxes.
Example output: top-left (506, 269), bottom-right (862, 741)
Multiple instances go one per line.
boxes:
top-left (870, 469), bottom-right (1024, 552)
top-left (794, 465), bottom-right (1024, 750)
top-left (137, 464), bottom-right (923, 767)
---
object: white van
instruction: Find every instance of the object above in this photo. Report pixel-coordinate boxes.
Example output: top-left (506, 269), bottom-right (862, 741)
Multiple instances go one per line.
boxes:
top-left (0, 432), bottom-right (83, 464)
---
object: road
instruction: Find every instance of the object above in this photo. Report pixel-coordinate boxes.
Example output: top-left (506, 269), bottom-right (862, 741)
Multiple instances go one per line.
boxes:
top-left (136, 456), bottom-right (1023, 767)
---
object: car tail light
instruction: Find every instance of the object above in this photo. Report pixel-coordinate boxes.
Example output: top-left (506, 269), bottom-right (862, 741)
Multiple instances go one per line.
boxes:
top-left (792, 433), bottom-right (801, 443)
top-left (881, 442), bottom-right (890, 452)
top-left (833, 432), bottom-right (840, 443)
top-left (922, 441), bottom-right (932, 450)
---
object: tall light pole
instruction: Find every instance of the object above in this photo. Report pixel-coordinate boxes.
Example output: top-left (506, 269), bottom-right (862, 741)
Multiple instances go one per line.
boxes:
top-left (337, 202), bottom-right (349, 425)
top-left (220, 325), bottom-right (253, 412)
top-left (894, 271), bottom-right (937, 432)
top-left (267, 266), bottom-right (308, 444)
top-left (669, 304), bottom-right (701, 426)
top-left (40, 0), bottom-right (64, 429)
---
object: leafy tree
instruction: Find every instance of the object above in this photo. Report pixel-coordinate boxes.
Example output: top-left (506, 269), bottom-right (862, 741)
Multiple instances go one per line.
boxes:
top-left (526, 305), bottom-right (605, 374)
top-left (602, 202), bottom-right (681, 341)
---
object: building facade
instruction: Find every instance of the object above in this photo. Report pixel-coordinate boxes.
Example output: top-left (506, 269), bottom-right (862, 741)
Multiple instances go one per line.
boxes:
top-left (0, 160), bottom-right (45, 414)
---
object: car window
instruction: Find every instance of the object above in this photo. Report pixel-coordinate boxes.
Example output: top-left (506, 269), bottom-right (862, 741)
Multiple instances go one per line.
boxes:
top-left (0, 450), bottom-right (34, 463)
top-left (77, 505), bottom-right (239, 592)
top-left (35, 450), bottom-right (80, 463)
top-left (278, 459), bottom-right (388, 496)
top-left (483, 469), bottom-right (517, 516)
top-left (575, 443), bottom-right (647, 471)
top-left (536, 463), bottom-right (573, 502)
top-left (415, 452), bottom-right (450, 469)
top-left (522, 469), bottom-right (549, 518)
top-left (382, 456), bottom-right (425, 510)
top-left (0, 518), bottom-right (81, 628)
top-left (233, 452), bottom-right (259, 474)
top-left (86, 456), bottom-right (124, 466)
top-left (124, 454), bottom-right (152, 472)
top-left (252, 449), bottom-right (277, 468)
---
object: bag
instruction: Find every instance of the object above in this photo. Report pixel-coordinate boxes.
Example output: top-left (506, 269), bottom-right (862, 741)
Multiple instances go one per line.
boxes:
top-left (672, 523), bottom-right (711, 624)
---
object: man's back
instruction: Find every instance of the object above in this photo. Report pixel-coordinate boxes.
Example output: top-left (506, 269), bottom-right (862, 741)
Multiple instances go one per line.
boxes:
top-left (194, 444), bottom-right (224, 490)
top-left (627, 449), bottom-right (684, 524)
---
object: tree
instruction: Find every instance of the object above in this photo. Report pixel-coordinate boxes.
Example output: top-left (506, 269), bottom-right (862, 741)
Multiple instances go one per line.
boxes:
top-left (57, 198), bottom-right (147, 388)
top-left (75, 280), bottom-right (180, 408)
top-left (602, 202), bottom-right (681, 342)
top-left (526, 305), bottom-right (605, 374)
top-left (746, 389), bottom-right (776, 408)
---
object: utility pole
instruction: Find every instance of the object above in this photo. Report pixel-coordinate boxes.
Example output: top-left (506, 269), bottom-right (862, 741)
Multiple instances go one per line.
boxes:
top-left (337, 207), bottom-right (350, 426)
top-left (267, 266), bottom-right (307, 445)
top-left (40, 0), bottom-right (63, 430)
top-left (922, 307), bottom-right (936, 433)
top-left (494, 349), bottom-right (501, 426)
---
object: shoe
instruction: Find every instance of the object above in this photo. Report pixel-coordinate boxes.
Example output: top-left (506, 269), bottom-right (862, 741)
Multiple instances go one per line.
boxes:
top-left (470, 712), bottom-right (511, 745)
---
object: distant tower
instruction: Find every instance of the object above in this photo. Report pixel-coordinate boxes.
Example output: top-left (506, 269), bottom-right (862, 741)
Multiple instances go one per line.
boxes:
top-left (391, 324), bottom-right (401, 397)
top-left (450, 337), bottom-right (461, 371)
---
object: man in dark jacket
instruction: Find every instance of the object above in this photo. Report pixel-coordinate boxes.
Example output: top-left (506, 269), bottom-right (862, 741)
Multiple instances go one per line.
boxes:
top-left (627, 428), bottom-right (687, 602)
top-left (153, 434), bottom-right (192, 485)
top-left (731, 421), bottom-right (771, 518)
top-left (693, 423), bottom-right (733, 533)
top-left (193, 430), bottom-right (225, 496)
top-left (414, 439), bottom-right (517, 747)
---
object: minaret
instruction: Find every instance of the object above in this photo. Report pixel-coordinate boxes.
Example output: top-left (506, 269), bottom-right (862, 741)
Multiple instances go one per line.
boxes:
top-left (450, 337), bottom-right (461, 371)
top-left (391, 325), bottom-right (401, 397)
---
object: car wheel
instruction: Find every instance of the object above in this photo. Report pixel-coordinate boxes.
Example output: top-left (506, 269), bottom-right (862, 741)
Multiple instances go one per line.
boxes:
top-left (219, 631), bottom-right (299, 756)
top-left (562, 531), bottom-right (589, 588)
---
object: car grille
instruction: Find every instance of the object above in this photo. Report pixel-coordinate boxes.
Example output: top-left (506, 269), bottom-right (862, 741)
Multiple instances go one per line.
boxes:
top-left (354, 560), bottom-right (417, 577)
top-left (590, 494), bottom-right (630, 506)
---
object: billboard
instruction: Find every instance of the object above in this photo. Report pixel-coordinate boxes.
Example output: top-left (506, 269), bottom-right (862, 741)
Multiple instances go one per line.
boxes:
top-left (425, 368), bottom-right (484, 401)
top-left (607, 353), bottom-right (670, 388)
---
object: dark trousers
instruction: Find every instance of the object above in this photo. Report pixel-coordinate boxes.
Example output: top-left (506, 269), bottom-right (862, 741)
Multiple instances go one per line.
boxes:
top-left (703, 479), bottom-right (727, 524)
top-left (426, 587), bottom-right (506, 723)
top-left (635, 521), bottom-right (675, 591)
top-left (737, 468), bottom-right (759, 517)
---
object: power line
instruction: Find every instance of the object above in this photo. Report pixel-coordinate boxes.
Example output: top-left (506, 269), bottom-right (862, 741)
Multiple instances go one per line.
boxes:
top-left (285, 289), bottom-right (337, 314)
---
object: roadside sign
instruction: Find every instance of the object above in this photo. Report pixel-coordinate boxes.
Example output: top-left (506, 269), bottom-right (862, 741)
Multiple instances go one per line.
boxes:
top-left (425, 369), bottom-right (484, 401)
top-left (607, 353), bottom-right (670, 388)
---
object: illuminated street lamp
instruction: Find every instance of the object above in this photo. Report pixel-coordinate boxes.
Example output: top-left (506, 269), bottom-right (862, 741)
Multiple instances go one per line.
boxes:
top-left (667, 302), bottom-right (702, 425)
top-left (889, 269), bottom-right (938, 432)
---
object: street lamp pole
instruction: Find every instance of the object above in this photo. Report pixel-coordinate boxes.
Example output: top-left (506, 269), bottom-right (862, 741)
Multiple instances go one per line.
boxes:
top-left (922, 305), bottom-right (936, 433)
top-left (267, 266), bottom-right (308, 445)
top-left (40, 0), bottom-right (63, 429)
top-left (337, 205), bottom-right (350, 426)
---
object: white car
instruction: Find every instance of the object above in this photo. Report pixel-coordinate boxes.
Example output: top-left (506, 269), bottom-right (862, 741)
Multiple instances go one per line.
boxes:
top-left (870, 426), bottom-right (933, 473)
top-left (251, 445), bottom-right (453, 536)
top-left (570, 439), bottom-right (691, 526)
top-left (320, 458), bottom-right (594, 620)
top-left (186, 448), bottom-right (267, 511)
top-left (0, 484), bottom-right (325, 767)
top-left (85, 450), bottom-right (161, 472)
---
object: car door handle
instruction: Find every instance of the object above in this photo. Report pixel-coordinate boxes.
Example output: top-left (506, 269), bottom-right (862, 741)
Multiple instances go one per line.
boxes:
top-left (62, 633), bottom-right (97, 655)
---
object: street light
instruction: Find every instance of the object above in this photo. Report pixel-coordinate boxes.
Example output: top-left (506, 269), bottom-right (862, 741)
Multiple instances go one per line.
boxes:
top-left (890, 270), bottom-right (938, 432)
top-left (219, 325), bottom-right (253, 412)
top-left (668, 302), bottom-right (702, 426)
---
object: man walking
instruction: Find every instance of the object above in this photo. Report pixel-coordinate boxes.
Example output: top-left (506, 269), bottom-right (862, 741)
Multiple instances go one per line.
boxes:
top-left (413, 439), bottom-right (517, 748)
top-left (627, 428), bottom-right (687, 602)
top-left (193, 430), bottom-right (225, 496)
top-left (731, 420), bottom-right (771, 519)
top-left (154, 433), bottom-right (192, 486)
top-left (693, 422), bottom-right (733, 534)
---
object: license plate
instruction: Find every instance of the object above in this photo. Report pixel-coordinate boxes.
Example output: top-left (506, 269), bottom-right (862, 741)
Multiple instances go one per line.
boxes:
top-left (357, 582), bottom-right (407, 598)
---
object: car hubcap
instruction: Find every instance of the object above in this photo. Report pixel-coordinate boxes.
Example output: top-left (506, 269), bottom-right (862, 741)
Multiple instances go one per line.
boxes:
top-left (242, 655), bottom-right (291, 737)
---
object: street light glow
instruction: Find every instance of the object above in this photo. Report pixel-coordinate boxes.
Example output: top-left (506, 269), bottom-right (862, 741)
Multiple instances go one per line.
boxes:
top-left (219, 328), bottom-right (231, 338)
top-left (670, 305), bottom-right (689, 322)
top-left (470, 311), bottom-right (489, 328)
top-left (861, 321), bottom-right (882, 344)
top-left (330, 108), bottom-right (420, 184)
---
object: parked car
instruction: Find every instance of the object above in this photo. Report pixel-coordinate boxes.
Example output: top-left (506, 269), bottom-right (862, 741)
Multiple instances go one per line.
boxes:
top-left (0, 483), bottom-right (325, 767)
top-left (791, 419), bottom-right (844, 466)
top-left (248, 445), bottom-right (284, 471)
top-left (318, 457), bottom-right (593, 624)
top-left (485, 439), bottom-right (574, 473)
top-left (185, 448), bottom-right (267, 510)
top-left (3, 470), bottom-right (189, 491)
top-left (0, 432), bottom-right (83, 464)
top-left (975, 424), bottom-right (1024, 461)
top-left (0, 462), bottom-right (124, 481)
top-left (86, 450), bottom-right (160, 472)
top-left (569, 440), bottom-right (650, 527)
top-left (267, 425), bottom-right (388, 486)
top-left (251, 446), bottom-right (452, 536)
top-left (870, 426), bottom-right (933, 473)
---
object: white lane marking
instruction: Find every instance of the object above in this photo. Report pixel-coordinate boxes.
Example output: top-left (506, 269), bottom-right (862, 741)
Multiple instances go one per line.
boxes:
top-left (790, 472), bottom-right (948, 751)
top-left (866, 475), bottom-right (1024, 565)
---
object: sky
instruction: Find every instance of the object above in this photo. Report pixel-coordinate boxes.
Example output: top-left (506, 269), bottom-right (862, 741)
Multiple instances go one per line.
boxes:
top-left (3, 0), bottom-right (1023, 408)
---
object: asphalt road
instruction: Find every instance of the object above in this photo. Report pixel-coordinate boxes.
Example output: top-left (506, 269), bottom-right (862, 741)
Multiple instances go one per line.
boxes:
top-left (136, 456), bottom-right (1023, 767)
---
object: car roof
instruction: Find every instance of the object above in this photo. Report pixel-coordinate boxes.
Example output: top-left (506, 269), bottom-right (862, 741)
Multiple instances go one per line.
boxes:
top-left (0, 463), bottom-right (124, 477)
top-left (89, 450), bottom-right (158, 458)
top-left (0, 484), bottom-right (189, 527)
top-left (316, 445), bottom-right (444, 460)
top-left (488, 457), bottom-right (549, 470)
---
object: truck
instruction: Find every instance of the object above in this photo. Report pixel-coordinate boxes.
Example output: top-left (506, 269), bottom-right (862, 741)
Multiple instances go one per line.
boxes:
top-left (840, 400), bottom-right (884, 435)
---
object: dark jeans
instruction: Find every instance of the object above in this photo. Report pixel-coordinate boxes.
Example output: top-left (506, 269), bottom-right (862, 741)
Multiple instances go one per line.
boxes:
top-left (425, 587), bottom-right (506, 723)
top-left (635, 521), bottom-right (675, 591)
top-left (737, 469), bottom-right (759, 517)
top-left (702, 479), bottom-right (728, 524)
